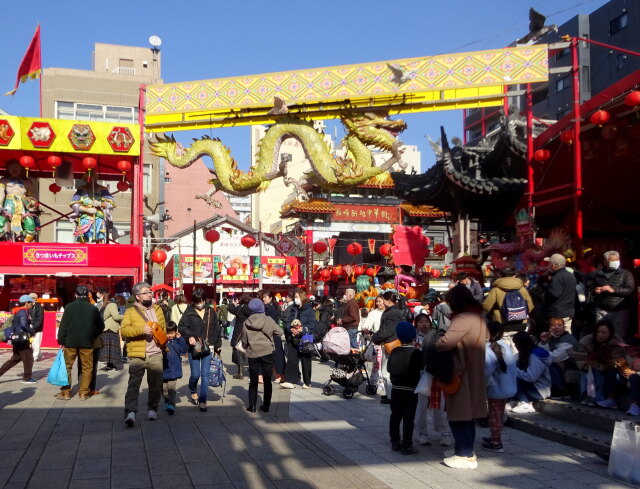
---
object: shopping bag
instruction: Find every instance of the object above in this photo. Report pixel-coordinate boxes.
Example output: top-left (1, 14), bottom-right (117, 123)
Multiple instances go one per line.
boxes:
top-left (415, 371), bottom-right (433, 396)
top-left (586, 367), bottom-right (596, 398)
top-left (608, 421), bottom-right (640, 485)
top-left (47, 348), bottom-right (69, 387)
top-left (363, 343), bottom-right (376, 362)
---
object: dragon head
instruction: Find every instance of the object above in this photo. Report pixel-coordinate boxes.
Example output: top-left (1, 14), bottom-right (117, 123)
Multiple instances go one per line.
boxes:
top-left (341, 111), bottom-right (407, 151)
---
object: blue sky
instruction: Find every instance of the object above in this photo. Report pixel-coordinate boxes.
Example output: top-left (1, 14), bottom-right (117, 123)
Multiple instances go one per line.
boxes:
top-left (2, 0), bottom-right (606, 171)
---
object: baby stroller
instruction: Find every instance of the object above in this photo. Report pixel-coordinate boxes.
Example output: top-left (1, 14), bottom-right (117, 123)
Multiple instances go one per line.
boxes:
top-left (320, 327), bottom-right (377, 399)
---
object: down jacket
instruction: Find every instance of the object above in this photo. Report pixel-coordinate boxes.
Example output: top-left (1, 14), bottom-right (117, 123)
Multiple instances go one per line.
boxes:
top-left (120, 304), bottom-right (166, 359)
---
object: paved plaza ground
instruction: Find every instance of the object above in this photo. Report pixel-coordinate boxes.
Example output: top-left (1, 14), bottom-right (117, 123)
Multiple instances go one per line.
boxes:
top-left (0, 345), bottom-right (633, 489)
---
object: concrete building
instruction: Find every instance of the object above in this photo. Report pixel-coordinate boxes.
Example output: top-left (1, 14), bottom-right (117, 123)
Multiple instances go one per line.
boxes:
top-left (463, 0), bottom-right (640, 143)
top-left (223, 193), bottom-right (251, 224)
top-left (40, 42), bottom-right (163, 243)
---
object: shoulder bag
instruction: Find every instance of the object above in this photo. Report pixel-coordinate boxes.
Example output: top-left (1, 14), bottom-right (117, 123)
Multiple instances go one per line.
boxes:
top-left (437, 317), bottom-right (483, 395)
top-left (133, 305), bottom-right (167, 349)
top-left (190, 309), bottom-right (211, 360)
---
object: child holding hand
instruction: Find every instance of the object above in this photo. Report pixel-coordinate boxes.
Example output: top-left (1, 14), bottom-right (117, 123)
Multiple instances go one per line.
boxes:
top-left (163, 321), bottom-right (188, 414)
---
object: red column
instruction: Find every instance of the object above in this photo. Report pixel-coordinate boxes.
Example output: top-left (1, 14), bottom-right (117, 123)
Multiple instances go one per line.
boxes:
top-left (133, 85), bottom-right (146, 283)
top-left (526, 83), bottom-right (534, 212)
top-left (570, 39), bottom-right (583, 256)
top-left (305, 229), bottom-right (313, 292)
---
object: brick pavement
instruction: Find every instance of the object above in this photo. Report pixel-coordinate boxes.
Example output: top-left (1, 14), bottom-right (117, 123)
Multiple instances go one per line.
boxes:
top-left (0, 346), bottom-right (633, 489)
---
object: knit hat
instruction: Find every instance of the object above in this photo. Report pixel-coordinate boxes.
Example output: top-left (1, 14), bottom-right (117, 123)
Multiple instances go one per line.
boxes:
top-left (396, 321), bottom-right (416, 343)
top-left (248, 298), bottom-right (265, 314)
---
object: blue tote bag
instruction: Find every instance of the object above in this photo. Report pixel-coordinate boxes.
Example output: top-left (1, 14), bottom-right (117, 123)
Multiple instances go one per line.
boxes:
top-left (47, 348), bottom-right (69, 386)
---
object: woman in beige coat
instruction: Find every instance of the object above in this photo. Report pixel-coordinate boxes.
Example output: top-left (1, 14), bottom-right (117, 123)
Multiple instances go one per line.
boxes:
top-left (436, 284), bottom-right (488, 470)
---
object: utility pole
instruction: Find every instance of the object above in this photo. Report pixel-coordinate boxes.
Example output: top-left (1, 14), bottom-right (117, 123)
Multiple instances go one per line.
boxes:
top-left (192, 220), bottom-right (196, 291)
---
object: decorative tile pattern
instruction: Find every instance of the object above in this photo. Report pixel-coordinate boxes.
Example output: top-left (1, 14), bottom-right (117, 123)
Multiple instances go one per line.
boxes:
top-left (146, 46), bottom-right (548, 116)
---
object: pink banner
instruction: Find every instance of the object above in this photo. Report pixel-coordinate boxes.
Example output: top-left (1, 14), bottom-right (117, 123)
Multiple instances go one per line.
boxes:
top-left (23, 245), bottom-right (89, 266)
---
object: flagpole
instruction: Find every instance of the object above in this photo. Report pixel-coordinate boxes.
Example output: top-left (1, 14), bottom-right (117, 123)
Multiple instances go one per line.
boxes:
top-left (39, 75), bottom-right (42, 117)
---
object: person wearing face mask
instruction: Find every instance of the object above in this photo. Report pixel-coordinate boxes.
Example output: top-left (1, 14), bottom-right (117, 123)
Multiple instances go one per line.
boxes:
top-left (120, 282), bottom-right (167, 427)
top-left (179, 288), bottom-right (222, 411)
top-left (543, 254), bottom-right (577, 335)
top-left (590, 250), bottom-right (635, 339)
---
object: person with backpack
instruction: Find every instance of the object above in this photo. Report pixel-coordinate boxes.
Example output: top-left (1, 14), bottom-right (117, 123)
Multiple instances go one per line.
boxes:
top-left (483, 267), bottom-right (534, 334)
top-left (0, 295), bottom-right (37, 383)
top-left (543, 254), bottom-right (577, 335)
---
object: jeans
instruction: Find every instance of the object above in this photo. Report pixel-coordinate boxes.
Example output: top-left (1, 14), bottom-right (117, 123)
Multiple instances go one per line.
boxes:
top-left (581, 368), bottom-right (617, 402)
top-left (379, 350), bottom-right (391, 397)
top-left (515, 378), bottom-right (544, 402)
top-left (389, 388), bottom-right (418, 449)
top-left (448, 420), bottom-right (476, 457)
top-left (248, 354), bottom-right (274, 409)
top-left (188, 352), bottom-right (212, 403)
top-left (347, 328), bottom-right (359, 349)
top-left (124, 353), bottom-right (163, 414)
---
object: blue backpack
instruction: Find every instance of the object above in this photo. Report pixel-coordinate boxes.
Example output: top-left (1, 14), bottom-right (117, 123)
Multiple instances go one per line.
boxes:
top-left (500, 289), bottom-right (529, 323)
top-left (209, 354), bottom-right (226, 400)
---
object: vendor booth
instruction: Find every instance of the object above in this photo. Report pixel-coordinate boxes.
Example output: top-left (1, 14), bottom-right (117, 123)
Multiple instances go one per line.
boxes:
top-left (0, 116), bottom-right (143, 348)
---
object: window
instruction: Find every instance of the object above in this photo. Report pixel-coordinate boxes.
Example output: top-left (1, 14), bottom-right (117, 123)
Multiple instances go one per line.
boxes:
top-left (532, 87), bottom-right (549, 105)
top-left (55, 101), bottom-right (135, 123)
top-left (143, 164), bottom-right (152, 195)
top-left (617, 54), bottom-right (626, 70)
top-left (55, 221), bottom-right (76, 244)
top-left (555, 47), bottom-right (570, 60)
top-left (556, 76), bottom-right (571, 93)
top-left (610, 13), bottom-right (628, 35)
top-left (164, 177), bottom-right (171, 183)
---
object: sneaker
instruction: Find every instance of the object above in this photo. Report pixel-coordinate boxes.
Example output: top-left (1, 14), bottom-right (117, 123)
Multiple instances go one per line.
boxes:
top-left (380, 396), bottom-right (391, 405)
top-left (20, 379), bottom-right (37, 384)
top-left (444, 450), bottom-right (477, 460)
top-left (124, 412), bottom-right (135, 427)
top-left (511, 402), bottom-right (536, 414)
top-left (440, 437), bottom-right (452, 447)
top-left (166, 404), bottom-right (175, 415)
top-left (391, 442), bottom-right (402, 451)
top-left (596, 398), bottom-right (618, 410)
top-left (443, 455), bottom-right (478, 470)
top-left (482, 441), bottom-right (504, 453)
top-left (626, 404), bottom-right (640, 416)
top-left (147, 410), bottom-right (158, 421)
top-left (504, 401), bottom-right (515, 412)
top-left (401, 445), bottom-right (419, 455)
top-left (280, 382), bottom-right (295, 389)
top-left (301, 384), bottom-right (310, 389)
top-left (418, 435), bottom-right (431, 446)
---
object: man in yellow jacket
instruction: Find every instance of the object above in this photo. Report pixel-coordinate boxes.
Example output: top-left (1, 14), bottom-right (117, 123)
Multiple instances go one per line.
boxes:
top-left (121, 282), bottom-right (166, 427)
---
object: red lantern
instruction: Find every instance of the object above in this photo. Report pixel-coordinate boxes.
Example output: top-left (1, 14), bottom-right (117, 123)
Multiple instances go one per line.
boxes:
top-left (204, 229), bottom-right (220, 243)
top-left (82, 157), bottom-right (97, 170)
top-left (354, 265), bottom-right (364, 276)
top-left (276, 268), bottom-right (287, 278)
top-left (625, 91), bottom-right (640, 107)
top-left (331, 268), bottom-right (342, 278)
top-left (633, 258), bottom-right (640, 268)
top-left (241, 235), bottom-right (256, 248)
top-left (151, 249), bottom-right (167, 264)
top-left (227, 266), bottom-right (237, 276)
top-left (47, 155), bottom-right (62, 177)
top-left (379, 243), bottom-right (392, 257)
top-left (313, 241), bottom-right (328, 254)
top-left (365, 268), bottom-right (376, 277)
top-left (430, 269), bottom-right (441, 278)
top-left (533, 149), bottom-right (550, 162)
top-left (19, 155), bottom-right (35, 176)
top-left (116, 181), bottom-right (129, 192)
top-left (590, 110), bottom-right (610, 127)
top-left (347, 242), bottom-right (363, 256)
top-left (433, 243), bottom-right (448, 256)
top-left (117, 160), bottom-right (132, 180)
top-left (559, 131), bottom-right (574, 144)
top-left (48, 183), bottom-right (61, 194)
top-left (319, 269), bottom-right (331, 281)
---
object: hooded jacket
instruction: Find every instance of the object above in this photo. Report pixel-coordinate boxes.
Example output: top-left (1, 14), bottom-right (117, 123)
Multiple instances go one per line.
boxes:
top-left (485, 339), bottom-right (518, 400)
top-left (516, 347), bottom-right (552, 399)
top-left (483, 277), bottom-right (534, 324)
top-left (244, 313), bottom-right (284, 359)
top-left (163, 336), bottom-right (188, 380)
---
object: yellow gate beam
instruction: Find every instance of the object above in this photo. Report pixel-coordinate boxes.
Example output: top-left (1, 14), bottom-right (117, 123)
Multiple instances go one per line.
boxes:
top-left (145, 45), bottom-right (548, 133)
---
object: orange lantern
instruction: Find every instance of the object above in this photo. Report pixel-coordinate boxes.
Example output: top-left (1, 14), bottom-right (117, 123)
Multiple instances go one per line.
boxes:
top-left (590, 110), bottom-right (610, 127)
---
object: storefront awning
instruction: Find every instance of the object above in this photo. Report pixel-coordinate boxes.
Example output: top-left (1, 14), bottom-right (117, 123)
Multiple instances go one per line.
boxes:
top-left (0, 266), bottom-right (136, 276)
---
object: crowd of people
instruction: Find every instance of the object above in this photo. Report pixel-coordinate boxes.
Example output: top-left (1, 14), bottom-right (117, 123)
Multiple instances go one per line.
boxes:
top-left (0, 248), bottom-right (636, 471)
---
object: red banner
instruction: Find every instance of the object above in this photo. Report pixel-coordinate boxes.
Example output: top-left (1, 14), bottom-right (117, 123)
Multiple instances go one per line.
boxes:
top-left (23, 245), bottom-right (88, 266)
top-left (333, 204), bottom-right (399, 222)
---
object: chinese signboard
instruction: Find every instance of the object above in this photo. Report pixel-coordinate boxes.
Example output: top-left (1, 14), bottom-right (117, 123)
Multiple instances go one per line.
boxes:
top-left (332, 204), bottom-right (399, 223)
top-left (180, 255), bottom-right (213, 283)
top-left (23, 245), bottom-right (88, 266)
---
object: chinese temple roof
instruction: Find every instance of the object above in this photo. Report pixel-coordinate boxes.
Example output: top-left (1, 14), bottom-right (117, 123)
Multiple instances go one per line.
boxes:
top-left (357, 172), bottom-right (395, 189)
top-left (281, 199), bottom-right (337, 217)
top-left (399, 203), bottom-right (448, 218)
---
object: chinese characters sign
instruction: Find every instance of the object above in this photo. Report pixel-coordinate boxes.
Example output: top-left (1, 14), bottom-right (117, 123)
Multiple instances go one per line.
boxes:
top-left (179, 255), bottom-right (213, 282)
top-left (332, 204), bottom-right (399, 223)
top-left (23, 245), bottom-right (88, 266)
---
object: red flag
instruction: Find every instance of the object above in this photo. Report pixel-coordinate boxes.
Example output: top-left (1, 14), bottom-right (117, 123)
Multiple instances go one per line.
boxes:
top-left (6, 25), bottom-right (41, 96)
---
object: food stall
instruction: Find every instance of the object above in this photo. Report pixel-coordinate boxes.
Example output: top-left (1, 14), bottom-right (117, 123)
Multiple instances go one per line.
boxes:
top-left (0, 116), bottom-right (143, 348)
